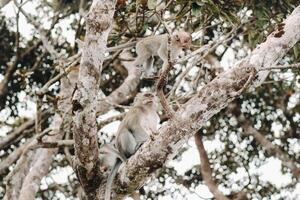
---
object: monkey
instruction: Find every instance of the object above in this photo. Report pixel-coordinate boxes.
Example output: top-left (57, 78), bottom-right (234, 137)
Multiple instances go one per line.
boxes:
top-left (106, 30), bottom-right (191, 77)
top-left (134, 30), bottom-right (192, 77)
top-left (105, 92), bottom-right (160, 200)
top-left (115, 92), bottom-right (160, 158)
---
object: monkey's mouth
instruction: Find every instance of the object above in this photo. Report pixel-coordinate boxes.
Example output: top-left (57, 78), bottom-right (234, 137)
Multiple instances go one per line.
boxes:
top-left (144, 100), bottom-right (153, 105)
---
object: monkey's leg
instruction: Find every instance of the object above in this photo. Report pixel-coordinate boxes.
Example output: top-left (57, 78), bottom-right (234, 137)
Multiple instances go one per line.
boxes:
top-left (135, 43), bottom-right (151, 69)
top-left (143, 56), bottom-right (155, 77)
top-left (119, 130), bottom-right (138, 158)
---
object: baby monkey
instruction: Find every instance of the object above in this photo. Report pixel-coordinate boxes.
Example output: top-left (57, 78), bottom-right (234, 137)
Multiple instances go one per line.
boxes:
top-left (134, 30), bottom-right (192, 77)
top-left (104, 92), bottom-right (160, 200)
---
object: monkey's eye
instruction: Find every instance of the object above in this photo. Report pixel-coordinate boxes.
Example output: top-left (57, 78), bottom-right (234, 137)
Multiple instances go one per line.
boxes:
top-left (144, 93), bottom-right (153, 97)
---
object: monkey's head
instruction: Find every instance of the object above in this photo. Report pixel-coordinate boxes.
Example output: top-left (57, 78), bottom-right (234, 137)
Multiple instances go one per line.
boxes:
top-left (171, 31), bottom-right (192, 48)
top-left (134, 92), bottom-right (159, 108)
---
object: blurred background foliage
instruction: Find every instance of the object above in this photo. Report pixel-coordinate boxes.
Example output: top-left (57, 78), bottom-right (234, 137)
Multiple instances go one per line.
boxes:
top-left (0, 0), bottom-right (299, 199)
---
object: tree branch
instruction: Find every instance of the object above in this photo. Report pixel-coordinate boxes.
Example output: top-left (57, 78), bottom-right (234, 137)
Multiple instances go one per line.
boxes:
top-left (96, 50), bottom-right (141, 115)
top-left (16, 65), bottom-right (79, 200)
top-left (71, 1), bottom-right (117, 199)
top-left (0, 118), bottom-right (34, 150)
top-left (194, 133), bottom-right (229, 200)
top-left (0, 140), bottom-right (31, 175)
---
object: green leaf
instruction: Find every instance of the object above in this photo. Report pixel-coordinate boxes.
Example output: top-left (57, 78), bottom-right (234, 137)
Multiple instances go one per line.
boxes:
top-left (191, 2), bottom-right (201, 16)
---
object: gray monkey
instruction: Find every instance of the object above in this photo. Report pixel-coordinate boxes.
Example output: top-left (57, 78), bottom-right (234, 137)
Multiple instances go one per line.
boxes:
top-left (104, 92), bottom-right (160, 200)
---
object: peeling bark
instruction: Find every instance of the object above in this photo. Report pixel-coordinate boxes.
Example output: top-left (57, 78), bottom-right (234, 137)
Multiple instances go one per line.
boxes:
top-left (105, 6), bottom-right (300, 199)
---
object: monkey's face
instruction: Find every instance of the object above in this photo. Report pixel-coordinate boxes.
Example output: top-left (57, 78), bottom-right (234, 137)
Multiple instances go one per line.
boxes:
top-left (135, 92), bottom-right (159, 108)
top-left (172, 31), bottom-right (192, 48)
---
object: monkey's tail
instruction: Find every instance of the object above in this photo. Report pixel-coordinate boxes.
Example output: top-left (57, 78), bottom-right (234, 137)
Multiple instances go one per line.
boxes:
top-left (105, 160), bottom-right (122, 200)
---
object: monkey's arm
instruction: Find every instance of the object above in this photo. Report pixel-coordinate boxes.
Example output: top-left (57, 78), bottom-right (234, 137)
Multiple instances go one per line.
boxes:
top-left (116, 128), bottom-right (138, 159)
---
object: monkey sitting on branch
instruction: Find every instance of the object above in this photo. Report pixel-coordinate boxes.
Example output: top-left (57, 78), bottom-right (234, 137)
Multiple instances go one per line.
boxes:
top-left (101, 92), bottom-right (160, 200)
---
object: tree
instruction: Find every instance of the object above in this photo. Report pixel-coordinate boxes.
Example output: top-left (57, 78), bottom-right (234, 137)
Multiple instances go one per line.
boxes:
top-left (0, 0), bottom-right (299, 200)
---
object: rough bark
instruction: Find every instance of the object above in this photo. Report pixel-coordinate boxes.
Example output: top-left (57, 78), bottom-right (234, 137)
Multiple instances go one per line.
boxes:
top-left (104, 6), bottom-right (300, 199)
top-left (71, 0), bottom-right (116, 199)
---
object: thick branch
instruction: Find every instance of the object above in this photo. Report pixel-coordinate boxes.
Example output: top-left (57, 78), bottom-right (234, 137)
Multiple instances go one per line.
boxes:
top-left (96, 51), bottom-right (141, 115)
top-left (71, 0), bottom-right (116, 199)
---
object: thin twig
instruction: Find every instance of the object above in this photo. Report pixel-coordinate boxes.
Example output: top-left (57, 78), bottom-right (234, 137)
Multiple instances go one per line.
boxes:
top-left (98, 113), bottom-right (126, 129)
